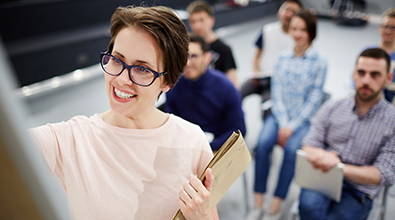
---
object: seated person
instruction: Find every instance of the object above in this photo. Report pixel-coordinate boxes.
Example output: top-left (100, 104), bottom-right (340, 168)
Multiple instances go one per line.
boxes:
top-left (299, 48), bottom-right (395, 220)
top-left (241, 0), bottom-right (302, 119)
top-left (187, 0), bottom-right (239, 89)
top-left (247, 10), bottom-right (327, 220)
top-left (165, 34), bottom-right (246, 151)
top-left (363, 8), bottom-right (395, 102)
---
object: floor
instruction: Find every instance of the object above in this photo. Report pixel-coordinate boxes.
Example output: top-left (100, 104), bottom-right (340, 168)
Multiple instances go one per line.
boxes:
top-left (21, 15), bottom-right (395, 220)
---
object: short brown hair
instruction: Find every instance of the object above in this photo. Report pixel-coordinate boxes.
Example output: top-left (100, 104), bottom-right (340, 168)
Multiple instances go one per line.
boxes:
top-left (189, 33), bottom-right (210, 53)
top-left (107, 6), bottom-right (189, 88)
top-left (284, 0), bottom-right (303, 8)
top-left (187, 1), bottom-right (214, 17)
top-left (358, 48), bottom-right (391, 73)
top-left (293, 10), bottom-right (317, 44)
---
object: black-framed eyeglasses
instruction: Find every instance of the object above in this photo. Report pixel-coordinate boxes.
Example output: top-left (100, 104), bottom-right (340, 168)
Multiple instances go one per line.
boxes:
top-left (100, 52), bottom-right (167, 87)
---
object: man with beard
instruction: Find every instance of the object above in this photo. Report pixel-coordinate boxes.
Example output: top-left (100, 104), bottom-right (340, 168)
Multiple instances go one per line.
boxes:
top-left (298, 48), bottom-right (395, 220)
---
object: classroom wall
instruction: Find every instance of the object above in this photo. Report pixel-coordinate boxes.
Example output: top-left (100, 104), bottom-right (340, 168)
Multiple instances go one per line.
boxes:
top-left (302, 0), bottom-right (395, 14)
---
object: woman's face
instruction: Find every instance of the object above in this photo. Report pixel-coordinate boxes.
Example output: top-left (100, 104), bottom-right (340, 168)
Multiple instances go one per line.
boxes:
top-left (289, 16), bottom-right (310, 48)
top-left (380, 16), bottom-right (395, 44)
top-left (104, 26), bottom-right (170, 116)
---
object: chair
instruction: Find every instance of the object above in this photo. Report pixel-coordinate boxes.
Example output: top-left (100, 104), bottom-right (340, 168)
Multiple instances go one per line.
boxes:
top-left (289, 186), bottom-right (391, 220)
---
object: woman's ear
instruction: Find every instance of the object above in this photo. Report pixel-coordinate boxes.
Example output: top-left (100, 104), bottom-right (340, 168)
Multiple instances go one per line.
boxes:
top-left (161, 83), bottom-right (171, 93)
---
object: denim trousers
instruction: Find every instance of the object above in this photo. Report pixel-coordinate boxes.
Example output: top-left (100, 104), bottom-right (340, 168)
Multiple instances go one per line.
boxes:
top-left (299, 182), bottom-right (373, 220)
top-left (254, 114), bottom-right (310, 199)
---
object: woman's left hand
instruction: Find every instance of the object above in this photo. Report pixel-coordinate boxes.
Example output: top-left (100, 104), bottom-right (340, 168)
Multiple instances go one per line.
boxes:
top-left (177, 168), bottom-right (215, 220)
top-left (277, 127), bottom-right (293, 147)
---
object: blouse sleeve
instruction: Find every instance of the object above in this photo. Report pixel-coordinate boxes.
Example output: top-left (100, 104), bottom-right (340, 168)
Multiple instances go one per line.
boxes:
top-left (28, 122), bottom-right (74, 186)
top-left (271, 56), bottom-right (290, 127)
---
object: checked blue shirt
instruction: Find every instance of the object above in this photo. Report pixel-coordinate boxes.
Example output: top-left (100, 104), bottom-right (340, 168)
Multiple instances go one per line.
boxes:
top-left (271, 47), bottom-right (327, 131)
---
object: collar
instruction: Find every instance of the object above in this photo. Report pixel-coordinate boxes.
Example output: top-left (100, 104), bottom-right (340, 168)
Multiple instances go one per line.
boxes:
top-left (352, 95), bottom-right (386, 118)
top-left (286, 46), bottom-right (316, 59)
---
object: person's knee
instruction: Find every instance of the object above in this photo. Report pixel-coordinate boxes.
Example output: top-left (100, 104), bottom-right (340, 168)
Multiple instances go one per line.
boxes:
top-left (282, 142), bottom-right (300, 162)
top-left (299, 190), bottom-right (327, 220)
top-left (255, 118), bottom-right (277, 154)
top-left (254, 142), bottom-right (272, 159)
top-left (299, 191), bottom-right (317, 210)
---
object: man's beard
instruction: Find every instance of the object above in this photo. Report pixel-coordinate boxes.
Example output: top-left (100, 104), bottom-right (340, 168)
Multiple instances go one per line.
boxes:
top-left (356, 85), bottom-right (383, 103)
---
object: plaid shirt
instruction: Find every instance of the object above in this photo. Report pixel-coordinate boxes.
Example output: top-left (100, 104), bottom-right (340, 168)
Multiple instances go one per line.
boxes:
top-left (271, 47), bottom-right (327, 131)
top-left (303, 96), bottom-right (395, 198)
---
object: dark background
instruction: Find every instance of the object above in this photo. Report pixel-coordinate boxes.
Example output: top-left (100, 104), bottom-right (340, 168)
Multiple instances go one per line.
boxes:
top-left (0, 0), bottom-right (281, 87)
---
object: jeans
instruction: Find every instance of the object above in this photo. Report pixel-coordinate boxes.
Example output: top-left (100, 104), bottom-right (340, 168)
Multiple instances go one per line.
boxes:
top-left (253, 114), bottom-right (310, 199)
top-left (299, 182), bottom-right (373, 220)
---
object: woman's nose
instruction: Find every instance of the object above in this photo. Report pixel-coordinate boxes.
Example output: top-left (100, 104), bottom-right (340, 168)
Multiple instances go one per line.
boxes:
top-left (117, 69), bottom-right (133, 85)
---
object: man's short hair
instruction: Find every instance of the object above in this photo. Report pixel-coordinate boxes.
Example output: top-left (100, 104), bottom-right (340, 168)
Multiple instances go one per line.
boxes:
top-left (189, 33), bottom-right (210, 53)
top-left (187, 1), bottom-right (214, 17)
top-left (382, 8), bottom-right (395, 18)
top-left (358, 48), bottom-right (391, 73)
top-left (284, 0), bottom-right (303, 9)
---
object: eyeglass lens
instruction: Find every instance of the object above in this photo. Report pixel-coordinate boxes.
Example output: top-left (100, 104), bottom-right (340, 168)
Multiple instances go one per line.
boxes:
top-left (381, 25), bottom-right (395, 31)
top-left (101, 54), bottom-right (156, 86)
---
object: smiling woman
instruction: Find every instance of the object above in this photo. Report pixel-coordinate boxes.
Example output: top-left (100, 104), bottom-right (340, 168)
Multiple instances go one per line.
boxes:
top-left (249, 9), bottom-right (328, 220)
top-left (28, 5), bottom-right (219, 220)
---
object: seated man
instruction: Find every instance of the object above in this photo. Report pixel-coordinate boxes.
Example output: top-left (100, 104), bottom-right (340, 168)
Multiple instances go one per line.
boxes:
top-left (165, 34), bottom-right (246, 151)
top-left (299, 48), bottom-right (395, 220)
top-left (187, 1), bottom-right (239, 89)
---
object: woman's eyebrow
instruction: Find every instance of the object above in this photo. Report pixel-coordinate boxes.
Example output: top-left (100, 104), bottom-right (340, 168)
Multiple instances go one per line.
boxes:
top-left (135, 60), bottom-right (155, 69)
top-left (112, 51), bottom-right (125, 59)
top-left (112, 51), bottom-right (155, 68)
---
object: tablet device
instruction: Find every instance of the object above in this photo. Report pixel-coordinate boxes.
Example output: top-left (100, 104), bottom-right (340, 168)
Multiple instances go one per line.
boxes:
top-left (295, 149), bottom-right (344, 202)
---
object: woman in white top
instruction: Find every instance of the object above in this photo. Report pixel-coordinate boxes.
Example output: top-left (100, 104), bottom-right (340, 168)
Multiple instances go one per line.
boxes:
top-left (30, 5), bottom-right (219, 220)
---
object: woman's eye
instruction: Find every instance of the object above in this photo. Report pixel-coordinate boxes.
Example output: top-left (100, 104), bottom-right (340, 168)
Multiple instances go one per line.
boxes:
top-left (109, 56), bottom-right (123, 65)
top-left (137, 67), bottom-right (150, 74)
top-left (114, 59), bottom-right (123, 65)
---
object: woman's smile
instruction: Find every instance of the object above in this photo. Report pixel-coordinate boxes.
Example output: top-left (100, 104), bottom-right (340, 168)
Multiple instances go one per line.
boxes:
top-left (112, 86), bottom-right (137, 103)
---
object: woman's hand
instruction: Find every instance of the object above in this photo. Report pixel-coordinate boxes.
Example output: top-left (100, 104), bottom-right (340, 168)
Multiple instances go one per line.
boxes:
top-left (277, 127), bottom-right (293, 147)
top-left (177, 168), bottom-right (215, 220)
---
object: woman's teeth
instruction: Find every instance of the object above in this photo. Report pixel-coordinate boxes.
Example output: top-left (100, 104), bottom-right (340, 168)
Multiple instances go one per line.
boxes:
top-left (114, 88), bottom-right (135, 99)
